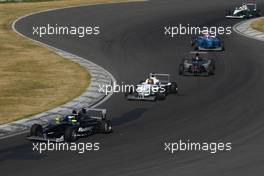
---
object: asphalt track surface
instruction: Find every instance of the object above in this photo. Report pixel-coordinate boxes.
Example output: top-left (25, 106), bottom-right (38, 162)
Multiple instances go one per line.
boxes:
top-left (1, 0), bottom-right (264, 175)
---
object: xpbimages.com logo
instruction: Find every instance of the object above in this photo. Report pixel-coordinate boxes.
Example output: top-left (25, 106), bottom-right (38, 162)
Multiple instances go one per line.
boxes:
top-left (32, 24), bottom-right (100, 38)
top-left (164, 140), bottom-right (232, 154)
top-left (32, 141), bottom-right (100, 154)
top-left (98, 82), bottom-right (166, 95)
top-left (164, 24), bottom-right (232, 37)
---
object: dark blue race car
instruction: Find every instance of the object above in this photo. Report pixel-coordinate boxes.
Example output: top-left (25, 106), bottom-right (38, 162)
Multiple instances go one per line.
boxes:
top-left (27, 108), bottom-right (112, 142)
top-left (191, 34), bottom-right (224, 51)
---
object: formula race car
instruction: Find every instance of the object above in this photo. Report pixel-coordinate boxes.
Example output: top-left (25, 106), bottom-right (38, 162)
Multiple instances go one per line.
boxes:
top-left (125, 73), bottom-right (178, 101)
top-left (226, 3), bottom-right (261, 19)
top-left (179, 52), bottom-right (215, 76)
top-left (191, 34), bottom-right (224, 51)
top-left (27, 108), bottom-right (112, 142)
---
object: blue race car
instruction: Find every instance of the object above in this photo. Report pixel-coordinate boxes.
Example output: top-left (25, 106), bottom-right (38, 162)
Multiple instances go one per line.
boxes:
top-left (191, 34), bottom-right (224, 51)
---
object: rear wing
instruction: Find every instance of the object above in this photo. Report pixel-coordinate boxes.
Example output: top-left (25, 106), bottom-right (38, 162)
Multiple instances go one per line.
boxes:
top-left (190, 51), bottom-right (207, 54)
top-left (185, 52), bottom-right (209, 61)
top-left (246, 3), bottom-right (257, 11)
top-left (83, 108), bottom-right (107, 120)
top-left (149, 73), bottom-right (171, 82)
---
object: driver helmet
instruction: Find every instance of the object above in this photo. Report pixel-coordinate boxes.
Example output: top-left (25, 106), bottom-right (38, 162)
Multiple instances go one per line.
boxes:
top-left (81, 107), bottom-right (87, 114)
top-left (195, 53), bottom-right (200, 60)
top-left (240, 3), bottom-right (247, 10)
top-left (147, 78), bottom-right (154, 84)
top-left (54, 115), bottom-right (61, 124)
top-left (67, 115), bottom-right (77, 124)
top-left (72, 109), bottom-right (78, 116)
top-left (204, 33), bottom-right (210, 38)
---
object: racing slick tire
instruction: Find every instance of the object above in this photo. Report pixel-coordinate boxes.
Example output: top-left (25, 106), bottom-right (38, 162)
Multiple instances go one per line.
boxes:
top-left (124, 87), bottom-right (133, 98)
top-left (30, 124), bottom-right (43, 137)
top-left (212, 60), bottom-right (216, 70)
top-left (226, 10), bottom-right (231, 16)
top-left (208, 65), bottom-right (215, 76)
top-left (244, 11), bottom-right (251, 19)
top-left (156, 90), bottom-right (166, 100)
top-left (221, 42), bottom-right (225, 51)
top-left (100, 120), bottom-right (112, 134)
top-left (64, 126), bottom-right (78, 142)
top-left (193, 43), bottom-right (199, 51)
top-left (170, 82), bottom-right (178, 94)
top-left (179, 64), bottom-right (184, 75)
top-left (255, 10), bottom-right (261, 17)
top-left (190, 39), bottom-right (195, 46)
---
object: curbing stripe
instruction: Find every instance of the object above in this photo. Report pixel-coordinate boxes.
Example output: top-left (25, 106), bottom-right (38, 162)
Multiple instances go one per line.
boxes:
top-left (233, 17), bottom-right (264, 42)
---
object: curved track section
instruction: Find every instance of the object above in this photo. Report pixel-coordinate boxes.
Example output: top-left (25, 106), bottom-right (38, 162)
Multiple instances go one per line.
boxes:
top-left (1, 0), bottom-right (264, 175)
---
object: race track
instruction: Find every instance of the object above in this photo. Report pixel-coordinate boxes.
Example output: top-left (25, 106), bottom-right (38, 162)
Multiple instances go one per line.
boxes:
top-left (1, 0), bottom-right (264, 175)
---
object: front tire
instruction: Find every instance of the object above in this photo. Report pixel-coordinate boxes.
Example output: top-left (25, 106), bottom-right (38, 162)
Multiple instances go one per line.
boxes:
top-left (30, 124), bottom-right (43, 137)
top-left (179, 64), bottom-right (184, 75)
top-left (64, 126), bottom-right (78, 142)
top-left (226, 10), bottom-right (231, 16)
top-left (194, 43), bottom-right (199, 51)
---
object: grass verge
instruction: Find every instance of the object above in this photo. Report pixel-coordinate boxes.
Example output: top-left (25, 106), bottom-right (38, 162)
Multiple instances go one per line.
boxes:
top-left (251, 18), bottom-right (264, 32)
top-left (0, 0), bottom-right (138, 124)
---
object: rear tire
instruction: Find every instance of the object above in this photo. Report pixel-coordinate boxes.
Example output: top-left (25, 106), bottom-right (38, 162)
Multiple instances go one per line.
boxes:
top-left (209, 65), bottom-right (215, 75)
top-left (100, 120), bottom-right (112, 134)
top-left (124, 87), bottom-right (133, 98)
top-left (156, 90), bottom-right (166, 100)
top-left (212, 60), bottom-right (216, 70)
top-left (30, 124), bottom-right (43, 137)
top-left (64, 126), bottom-right (78, 142)
top-left (170, 82), bottom-right (178, 94)
top-left (179, 64), bottom-right (184, 75)
top-left (226, 10), bottom-right (232, 16)
top-left (194, 43), bottom-right (199, 51)
top-left (256, 10), bottom-right (261, 17)
top-left (221, 42), bottom-right (225, 51)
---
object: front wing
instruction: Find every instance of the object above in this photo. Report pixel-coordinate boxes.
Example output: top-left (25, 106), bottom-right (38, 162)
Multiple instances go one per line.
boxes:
top-left (225, 15), bottom-right (245, 19)
top-left (181, 70), bottom-right (210, 76)
top-left (126, 94), bottom-right (156, 101)
top-left (197, 46), bottom-right (223, 51)
top-left (27, 135), bottom-right (64, 142)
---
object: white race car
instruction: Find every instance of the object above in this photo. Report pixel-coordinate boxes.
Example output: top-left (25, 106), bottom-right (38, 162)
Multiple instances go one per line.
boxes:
top-left (226, 3), bottom-right (261, 19)
top-left (125, 73), bottom-right (178, 101)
